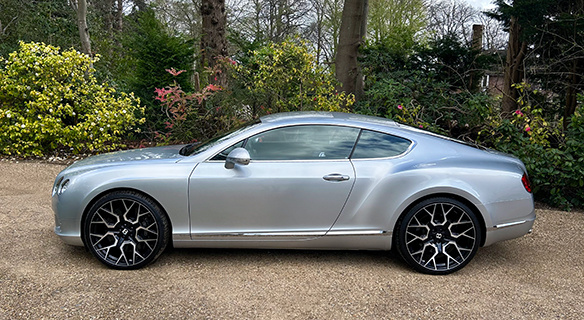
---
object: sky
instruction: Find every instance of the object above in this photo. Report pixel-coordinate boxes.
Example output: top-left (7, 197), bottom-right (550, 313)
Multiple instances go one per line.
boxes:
top-left (465, 0), bottom-right (497, 10)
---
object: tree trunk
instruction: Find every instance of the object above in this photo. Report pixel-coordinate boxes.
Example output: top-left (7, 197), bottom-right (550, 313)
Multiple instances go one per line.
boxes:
top-left (335, 0), bottom-right (368, 103)
top-left (502, 16), bottom-right (526, 115)
top-left (276, 0), bottom-right (284, 42)
top-left (469, 24), bottom-right (483, 91)
top-left (102, 0), bottom-right (114, 33)
top-left (116, 0), bottom-right (123, 31)
top-left (201, 0), bottom-right (228, 86)
top-left (563, 58), bottom-right (581, 130)
top-left (72, 0), bottom-right (92, 58)
top-left (316, 14), bottom-right (322, 63)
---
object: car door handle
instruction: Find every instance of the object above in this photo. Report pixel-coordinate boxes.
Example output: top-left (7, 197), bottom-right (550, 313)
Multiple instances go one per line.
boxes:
top-left (323, 174), bottom-right (350, 181)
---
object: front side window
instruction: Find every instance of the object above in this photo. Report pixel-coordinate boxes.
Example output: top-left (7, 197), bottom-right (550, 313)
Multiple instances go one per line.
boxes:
top-left (210, 140), bottom-right (245, 161)
top-left (245, 125), bottom-right (360, 161)
top-left (352, 130), bottom-right (411, 159)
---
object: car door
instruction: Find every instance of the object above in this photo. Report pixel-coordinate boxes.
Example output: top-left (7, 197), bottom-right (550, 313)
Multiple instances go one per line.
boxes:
top-left (188, 125), bottom-right (360, 237)
top-left (329, 129), bottom-right (414, 233)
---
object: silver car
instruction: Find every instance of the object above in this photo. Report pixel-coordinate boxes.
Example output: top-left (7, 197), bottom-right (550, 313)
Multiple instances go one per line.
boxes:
top-left (52, 112), bottom-right (535, 274)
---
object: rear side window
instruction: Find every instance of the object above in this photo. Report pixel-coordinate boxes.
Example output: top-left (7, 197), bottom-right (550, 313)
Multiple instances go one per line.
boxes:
top-left (351, 130), bottom-right (411, 159)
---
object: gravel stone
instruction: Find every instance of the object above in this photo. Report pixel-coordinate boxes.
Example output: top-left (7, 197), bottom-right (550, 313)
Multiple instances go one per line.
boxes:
top-left (1, 161), bottom-right (583, 319)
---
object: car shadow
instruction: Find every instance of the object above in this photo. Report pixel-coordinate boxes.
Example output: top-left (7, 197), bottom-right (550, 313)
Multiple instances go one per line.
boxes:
top-left (51, 234), bottom-right (530, 274)
top-left (159, 247), bottom-right (412, 271)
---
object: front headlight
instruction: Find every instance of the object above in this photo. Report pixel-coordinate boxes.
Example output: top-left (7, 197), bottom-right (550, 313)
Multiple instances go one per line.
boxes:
top-left (52, 177), bottom-right (64, 197)
top-left (52, 177), bottom-right (70, 196)
top-left (58, 179), bottom-right (70, 195)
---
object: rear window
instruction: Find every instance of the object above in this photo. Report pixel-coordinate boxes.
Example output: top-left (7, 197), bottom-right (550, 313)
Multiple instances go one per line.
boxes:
top-left (351, 130), bottom-right (411, 159)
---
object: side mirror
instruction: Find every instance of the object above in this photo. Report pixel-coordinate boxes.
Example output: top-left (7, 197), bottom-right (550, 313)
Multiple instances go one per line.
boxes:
top-left (225, 147), bottom-right (251, 169)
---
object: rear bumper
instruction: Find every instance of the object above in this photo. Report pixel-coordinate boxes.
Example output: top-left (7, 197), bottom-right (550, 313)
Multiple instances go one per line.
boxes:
top-left (483, 213), bottom-right (536, 246)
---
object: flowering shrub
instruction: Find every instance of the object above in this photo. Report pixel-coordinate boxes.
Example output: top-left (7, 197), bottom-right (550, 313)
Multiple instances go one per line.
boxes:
top-left (152, 63), bottom-right (233, 144)
top-left (478, 84), bottom-right (584, 209)
top-left (0, 42), bottom-right (143, 156)
top-left (480, 106), bottom-right (561, 150)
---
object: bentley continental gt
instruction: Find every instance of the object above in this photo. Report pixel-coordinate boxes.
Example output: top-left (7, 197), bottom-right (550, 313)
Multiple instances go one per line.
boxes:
top-left (52, 112), bottom-right (535, 274)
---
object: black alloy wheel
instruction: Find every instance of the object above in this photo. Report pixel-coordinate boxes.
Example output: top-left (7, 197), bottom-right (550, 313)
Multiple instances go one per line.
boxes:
top-left (396, 197), bottom-right (481, 275)
top-left (83, 191), bottom-right (170, 269)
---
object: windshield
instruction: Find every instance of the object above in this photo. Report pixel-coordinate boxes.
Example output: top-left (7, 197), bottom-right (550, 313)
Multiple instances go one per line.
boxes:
top-left (182, 120), bottom-right (261, 156)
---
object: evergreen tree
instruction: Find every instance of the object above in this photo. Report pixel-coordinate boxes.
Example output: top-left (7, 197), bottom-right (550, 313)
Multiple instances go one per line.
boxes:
top-left (123, 9), bottom-right (195, 132)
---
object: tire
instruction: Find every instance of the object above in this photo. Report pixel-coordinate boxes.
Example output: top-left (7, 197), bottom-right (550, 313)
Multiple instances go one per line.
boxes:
top-left (396, 197), bottom-right (481, 275)
top-left (83, 191), bottom-right (170, 269)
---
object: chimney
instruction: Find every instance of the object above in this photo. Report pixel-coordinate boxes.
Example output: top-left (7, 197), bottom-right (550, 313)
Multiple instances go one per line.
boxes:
top-left (472, 24), bottom-right (484, 51)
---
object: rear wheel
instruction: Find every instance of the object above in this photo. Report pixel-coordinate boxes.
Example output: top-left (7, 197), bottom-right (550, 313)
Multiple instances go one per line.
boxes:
top-left (396, 197), bottom-right (481, 275)
top-left (83, 191), bottom-right (170, 269)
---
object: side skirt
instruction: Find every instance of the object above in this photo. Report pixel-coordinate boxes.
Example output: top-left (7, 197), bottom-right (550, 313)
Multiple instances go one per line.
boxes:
top-left (172, 231), bottom-right (392, 250)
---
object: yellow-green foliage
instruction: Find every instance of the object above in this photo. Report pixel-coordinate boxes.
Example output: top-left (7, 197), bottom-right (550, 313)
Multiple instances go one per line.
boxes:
top-left (235, 38), bottom-right (353, 113)
top-left (0, 42), bottom-right (143, 156)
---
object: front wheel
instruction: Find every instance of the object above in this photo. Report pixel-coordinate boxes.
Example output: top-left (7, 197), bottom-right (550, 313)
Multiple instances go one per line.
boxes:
top-left (83, 191), bottom-right (170, 269)
top-left (396, 198), bottom-right (481, 275)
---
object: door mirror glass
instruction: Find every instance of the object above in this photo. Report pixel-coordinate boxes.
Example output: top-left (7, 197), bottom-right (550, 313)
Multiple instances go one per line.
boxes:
top-left (225, 147), bottom-right (251, 169)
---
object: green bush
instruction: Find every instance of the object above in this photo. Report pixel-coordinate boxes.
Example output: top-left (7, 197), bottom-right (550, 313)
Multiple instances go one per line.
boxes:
top-left (152, 39), bottom-right (355, 144)
top-left (0, 41), bottom-right (143, 156)
top-left (358, 39), bottom-right (584, 209)
top-left (356, 38), bottom-right (495, 139)
top-left (355, 69), bottom-right (494, 138)
top-left (478, 89), bottom-right (584, 210)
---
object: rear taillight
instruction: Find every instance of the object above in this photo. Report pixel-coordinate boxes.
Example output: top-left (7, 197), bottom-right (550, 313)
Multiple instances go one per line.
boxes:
top-left (522, 173), bottom-right (532, 193)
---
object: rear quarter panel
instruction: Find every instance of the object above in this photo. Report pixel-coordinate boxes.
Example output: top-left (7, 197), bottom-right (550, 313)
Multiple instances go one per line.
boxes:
top-left (332, 135), bottom-right (533, 245)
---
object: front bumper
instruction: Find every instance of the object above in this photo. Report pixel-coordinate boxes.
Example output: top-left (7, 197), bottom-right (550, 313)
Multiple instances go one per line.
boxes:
top-left (52, 193), bottom-right (84, 247)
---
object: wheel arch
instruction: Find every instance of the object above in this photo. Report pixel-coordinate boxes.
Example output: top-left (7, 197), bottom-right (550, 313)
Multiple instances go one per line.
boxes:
top-left (80, 187), bottom-right (173, 248)
top-left (392, 192), bottom-right (487, 247)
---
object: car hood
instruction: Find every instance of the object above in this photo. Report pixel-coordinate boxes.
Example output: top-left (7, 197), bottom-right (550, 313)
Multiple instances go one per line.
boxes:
top-left (64, 145), bottom-right (186, 172)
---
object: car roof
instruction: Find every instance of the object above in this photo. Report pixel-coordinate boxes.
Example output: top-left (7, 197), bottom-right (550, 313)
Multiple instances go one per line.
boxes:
top-left (260, 111), bottom-right (399, 128)
top-left (259, 111), bottom-right (489, 153)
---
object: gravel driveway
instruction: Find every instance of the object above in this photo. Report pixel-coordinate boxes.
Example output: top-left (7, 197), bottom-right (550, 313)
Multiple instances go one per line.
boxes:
top-left (1, 160), bottom-right (583, 319)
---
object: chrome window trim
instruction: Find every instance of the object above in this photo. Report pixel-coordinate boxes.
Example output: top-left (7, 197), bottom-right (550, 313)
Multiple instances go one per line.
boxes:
top-left (203, 123), bottom-right (415, 163)
top-left (204, 124), bottom-right (362, 162)
top-left (205, 158), bottom-right (353, 163)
